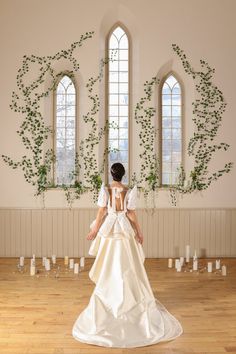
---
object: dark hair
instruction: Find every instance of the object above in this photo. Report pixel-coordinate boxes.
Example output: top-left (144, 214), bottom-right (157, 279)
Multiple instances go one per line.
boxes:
top-left (110, 162), bottom-right (125, 182)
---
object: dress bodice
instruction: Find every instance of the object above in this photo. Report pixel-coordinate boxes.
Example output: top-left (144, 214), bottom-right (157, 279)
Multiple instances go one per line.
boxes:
top-left (97, 182), bottom-right (137, 213)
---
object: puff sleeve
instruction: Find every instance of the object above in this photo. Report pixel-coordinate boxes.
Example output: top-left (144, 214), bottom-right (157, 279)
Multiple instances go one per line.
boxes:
top-left (127, 185), bottom-right (137, 210)
top-left (97, 182), bottom-right (108, 207)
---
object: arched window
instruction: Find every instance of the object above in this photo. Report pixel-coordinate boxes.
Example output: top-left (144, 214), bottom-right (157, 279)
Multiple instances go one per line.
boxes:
top-left (107, 25), bottom-right (130, 184)
top-left (161, 74), bottom-right (182, 185)
top-left (55, 75), bottom-right (76, 186)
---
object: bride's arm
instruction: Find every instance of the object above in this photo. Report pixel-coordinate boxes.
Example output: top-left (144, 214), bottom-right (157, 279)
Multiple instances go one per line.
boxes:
top-left (126, 210), bottom-right (144, 244)
top-left (86, 206), bottom-right (107, 240)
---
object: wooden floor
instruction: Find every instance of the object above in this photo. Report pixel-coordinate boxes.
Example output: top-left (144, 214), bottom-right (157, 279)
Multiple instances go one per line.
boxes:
top-left (0, 257), bottom-right (236, 354)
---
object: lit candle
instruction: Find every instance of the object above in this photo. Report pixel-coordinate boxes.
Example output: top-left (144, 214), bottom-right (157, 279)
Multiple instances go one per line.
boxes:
top-left (52, 255), bottom-right (56, 264)
top-left (186, 245), bottom-right (190, 263)
top-left (64, 256), bottom-right (69, 266)
top-left (80, 257), bottom-right (85, 268)
top-left (45, 259), bottom-right (50, 271)
top-left (74, 263), bottom-right (79, 274)
top-left (193, 259), bottom-right (198, 271)
top-left (69, 259), bottom-right (74, 269)
top-left (30, 265), bottom-right (36, 276)
top-left (180, 256), bottom-right (185, 266)
top-left (216, 259), bottom-right (221, 270)
top-left (222, 265), bottom-right (227, 276)
top-left (33, 254), bottom-right (36, 260)
top-left (193, 249), bottom-right (197, 260)
top-left (207, 262), bottom-right (212, 273)
top-left (30, 258), bottom-right (35, 267)
top-left (42, 256), bottom-right (47, 266)
top-left (168, 258), bottom-right (173, 268)
top-left (19, 256), bottom-right (24, 267)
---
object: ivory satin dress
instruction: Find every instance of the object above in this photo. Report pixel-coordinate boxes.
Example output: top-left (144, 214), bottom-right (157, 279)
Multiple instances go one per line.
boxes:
top-left (72, 183), bottom-right (183, 348)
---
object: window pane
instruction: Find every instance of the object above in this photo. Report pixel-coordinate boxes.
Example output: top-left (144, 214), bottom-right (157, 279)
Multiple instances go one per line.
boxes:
top-left (119, 72), bottom-right (128, 82)
top-left (119, 117), bottom-right (128, 127)
top-left (109, 72), bottom-right (118, 82)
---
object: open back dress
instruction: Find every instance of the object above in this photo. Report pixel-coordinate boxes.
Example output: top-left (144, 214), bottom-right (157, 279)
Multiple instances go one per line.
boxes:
top-left (72, 182), bottom-right (183, 348)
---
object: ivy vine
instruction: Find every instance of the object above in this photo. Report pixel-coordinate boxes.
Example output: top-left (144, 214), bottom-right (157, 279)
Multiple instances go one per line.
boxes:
top-left (134, 44), bottom-right (233, 206)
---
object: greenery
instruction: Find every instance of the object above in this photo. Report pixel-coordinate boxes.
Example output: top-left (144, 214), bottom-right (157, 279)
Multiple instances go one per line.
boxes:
top-left (134, 44), bottom-right (233, 206)
top-left (2, 35), bottom-right (232, 208)
top-left (132, 76), bottom-right (160, 202)
top-left (2, 33), bottom-right (118, 207)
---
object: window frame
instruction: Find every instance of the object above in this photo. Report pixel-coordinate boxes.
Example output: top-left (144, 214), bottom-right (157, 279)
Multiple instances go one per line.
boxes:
top-left (105, 22), bottom-right (132, 186)
top-left (53, 72), bottom-right (78, 186)
top-left (158, 71), bottom-right (184, 187)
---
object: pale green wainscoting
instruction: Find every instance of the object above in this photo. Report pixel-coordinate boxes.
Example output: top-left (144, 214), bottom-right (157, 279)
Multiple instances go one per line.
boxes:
top-left (0, 208), bottom-right (235, 258)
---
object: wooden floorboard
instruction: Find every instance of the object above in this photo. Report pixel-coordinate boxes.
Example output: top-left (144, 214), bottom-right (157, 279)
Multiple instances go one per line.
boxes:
top-left (0, 257), bottom-right (235, 354)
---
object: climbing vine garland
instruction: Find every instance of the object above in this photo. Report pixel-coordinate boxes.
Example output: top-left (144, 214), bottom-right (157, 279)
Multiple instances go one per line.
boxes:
top-left (2, 32), bottom-right (118, 207)
top-left (2, 32), bottom-right (94, 199)
top-left (132, 76), bottom-right (160, 204)
top-left (134, 44), bottom-right (233, 206)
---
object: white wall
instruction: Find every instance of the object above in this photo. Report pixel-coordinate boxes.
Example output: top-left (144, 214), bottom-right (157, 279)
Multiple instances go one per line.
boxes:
top-left (0, 0), bottom-right (235, 208)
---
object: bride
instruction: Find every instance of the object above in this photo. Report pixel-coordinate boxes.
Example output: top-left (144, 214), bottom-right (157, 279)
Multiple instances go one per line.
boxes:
top-left (72, 162), bottom-right (183, 348)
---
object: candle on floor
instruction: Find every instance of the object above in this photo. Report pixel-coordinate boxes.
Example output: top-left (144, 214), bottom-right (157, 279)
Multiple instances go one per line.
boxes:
top-left (30, 258), bottom-right (35, 267)
top-left (207, 262), bottom-right (212, 273)
top-left (180, 256), bottom-right (185, 266)
top-left (52, 255), bottom-right (56, 265)
top-left (193, 259), bottom-right (198, 271)
top-left (45, 259), bottom-right (50, 271)
top-left (185, 245), bottom-right (190, 263)
top-left (74, 263), bottom-right (79, 274)
top-left (19, 256), bottom-right (24, 267)
top-left (33, 254), bottom-right (36, 260)
top-left (222, 265), bottom-right (227, 276)
top-left (80, 257), bottom-right (85, 268)
top-left (30, 265), bottom-right (36, 276)
top-left (216, 259), bottom-right (221, 270)
top-left (176, 262), bottom-right (182, 272)
top-left (69, 259), bottom-right (74, 269)
top-left (42, 256), bottom-right (47, 266)
top-left (168, 258), bottom-right (173, 268)
top-left (64, 256), bottom-right (69, 266)
top-left (175, 259), bottom-right (180, 269)
top-left (193, 249), bottom-right (197, 260)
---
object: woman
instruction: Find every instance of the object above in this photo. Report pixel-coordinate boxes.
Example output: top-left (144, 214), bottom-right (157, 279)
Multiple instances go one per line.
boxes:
top-left (72, 162), bottom-right (183, 348)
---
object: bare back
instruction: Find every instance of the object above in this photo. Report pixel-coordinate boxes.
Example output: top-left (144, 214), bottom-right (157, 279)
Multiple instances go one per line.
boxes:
top-left (107, 184), bottom-right (129, 211)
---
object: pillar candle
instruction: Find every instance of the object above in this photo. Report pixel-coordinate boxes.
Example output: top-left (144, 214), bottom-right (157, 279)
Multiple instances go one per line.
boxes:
top-left (176, 262), bottom-right (182, 272)
top-left (180, 256), bottom-right (185, 266)
top-left (175, 259), bottom-right (180, 269)
top-left (185, 245), bottom-right (190, 262)
top-left (52, 255), bottom-right (56, 264)
top-left (30, 258), bottom-right (35, 267)
top-left (168, 258), bottom-right (173, 268)
top-left (216, 259), bottom-right (221, 270)
top-left (45, 259), bottom-right (50, 271)
top-left (207, 262), bottom-right (212, 273)
top-left (80, 257), bottom-right (85, 268)
top-left (74, 263), bottom-right (79, 274)
top-left (193, 249), bottom-right (197, 261)
top-left (222, 265), bottom-right (227, 276)
top-left (42, 256), bottom-right (47, 266)
top-left (69, 259), bottom-right (74, 269)
top-left (193, 259), bottom-right (198, 271)
top-left (19, 256), bottom-right (24, 267)
top-left (30, 265), bottom-right (36, 276)
top-left (64, 256), bottom-right (69, 266)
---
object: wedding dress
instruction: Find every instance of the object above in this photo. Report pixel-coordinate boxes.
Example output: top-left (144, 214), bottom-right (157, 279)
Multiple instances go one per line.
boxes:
top-left (72, 183), bottom-right (183, 348)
